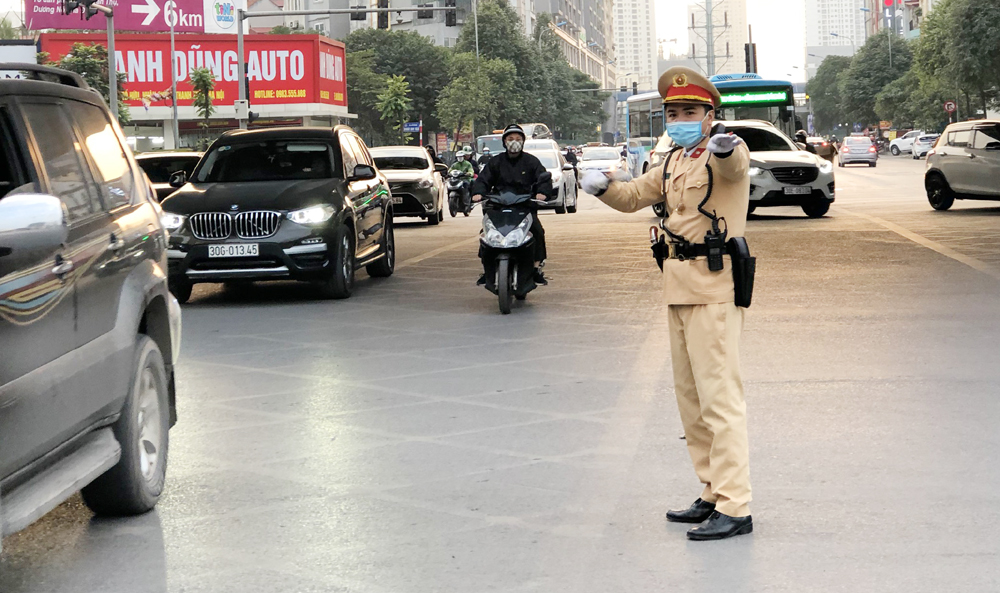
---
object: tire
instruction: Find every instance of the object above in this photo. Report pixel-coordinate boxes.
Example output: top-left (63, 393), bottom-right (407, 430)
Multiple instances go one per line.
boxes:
top-left (81, 335), bottom-right (169, 516)
top-left (838, 161), bottom-right (845, 168)
top-left (802, 201), bottom-right (830, 218)
top-left (652, 202), bottom-right (666, 217)
top-left (926, 175), bottom-right (955, 211)
top-left (427, 205), bottom-right (440, 225)
top-left (168, 277), bottom-right (192, 304)
top-left (555, 204), bottom-right (566, 214)
top-left (316, 224), bottom-right (355, 299)
top-left (438, 208), bottom-right (444, 222)
top-left (869, 162), bottom-right (876, 168)
top-left (497, 258), bottom-right (513, 315)
top-left (890, 145), bottom-right (900, 156)
top-left (366, 215), bottom-right (395, 278)
top-left (567, 203), bottom-right (577, 214)
top-left (449, 195), bottom-right (458, 217)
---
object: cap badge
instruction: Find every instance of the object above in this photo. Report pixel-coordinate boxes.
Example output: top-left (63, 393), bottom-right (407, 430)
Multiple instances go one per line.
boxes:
top-left (673, 73), bottom-right (689, 88)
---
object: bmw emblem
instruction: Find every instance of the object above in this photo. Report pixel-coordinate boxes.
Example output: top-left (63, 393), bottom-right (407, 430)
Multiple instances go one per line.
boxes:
top-left (230, 204), bottom-right (239, 212)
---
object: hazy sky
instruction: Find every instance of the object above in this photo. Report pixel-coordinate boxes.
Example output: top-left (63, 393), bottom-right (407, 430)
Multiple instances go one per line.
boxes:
top-left (656, 0), bottom-right (807, 83)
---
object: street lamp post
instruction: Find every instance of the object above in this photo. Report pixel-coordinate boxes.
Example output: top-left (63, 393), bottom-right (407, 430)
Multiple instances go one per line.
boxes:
top-left (830, 32), bottom-right (856, 55)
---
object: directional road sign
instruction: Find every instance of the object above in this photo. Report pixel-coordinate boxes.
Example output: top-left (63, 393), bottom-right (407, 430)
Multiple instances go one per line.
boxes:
top-left (402, 122), bottom-right (421, 133)
top-left (25, 0), bottom-right (244, 34)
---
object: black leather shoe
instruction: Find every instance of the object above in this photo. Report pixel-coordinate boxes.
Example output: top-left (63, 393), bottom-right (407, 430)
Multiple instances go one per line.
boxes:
top-left (686, 512), bottom-right (753, 541)
top-left (533, 270), bottom-right (548, 285)
top-left (666, 498), bottom-right (716, 524)
top-left (476, 274), bottom-right (486, 286)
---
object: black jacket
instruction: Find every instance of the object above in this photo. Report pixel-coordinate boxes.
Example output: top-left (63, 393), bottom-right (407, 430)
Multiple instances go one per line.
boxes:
top-left (471, 152), bottom-right (553, 198)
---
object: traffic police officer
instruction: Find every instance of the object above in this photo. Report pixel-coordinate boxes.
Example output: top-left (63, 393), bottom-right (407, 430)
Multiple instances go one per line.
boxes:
top-left (580, 67), bottom-right (754, 541)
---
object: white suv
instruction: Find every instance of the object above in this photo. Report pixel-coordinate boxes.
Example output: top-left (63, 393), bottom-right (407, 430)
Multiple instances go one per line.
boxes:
top-left (890, 130), bottom-right (923, 155)
top-left (924, 120), bottom-right (1000, 210)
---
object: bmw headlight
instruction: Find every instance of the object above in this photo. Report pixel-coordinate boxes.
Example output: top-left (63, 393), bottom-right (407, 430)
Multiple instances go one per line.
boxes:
top-left (160, 212), bottom-right (186, 230)
top-left (288, 204), bottom-right (336, 225)
top-left (417, 177), bottom-right (434, 189)
top-left (748, 167), bottom-right (765, 177)
top-left (818, 160), bottom-right (834, 174)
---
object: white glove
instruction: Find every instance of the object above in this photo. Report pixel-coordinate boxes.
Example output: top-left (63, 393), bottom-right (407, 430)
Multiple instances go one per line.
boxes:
top-left (706, 133), bottom-right (743, 154)
top-left (581, 170), bottom-right (610, 195)
top-left (610, 168), bottom-right (633, 182)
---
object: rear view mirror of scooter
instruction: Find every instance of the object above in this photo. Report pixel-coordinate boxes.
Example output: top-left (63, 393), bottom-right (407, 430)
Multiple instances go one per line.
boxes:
top-left (478, 192), bottom-right (543, 314)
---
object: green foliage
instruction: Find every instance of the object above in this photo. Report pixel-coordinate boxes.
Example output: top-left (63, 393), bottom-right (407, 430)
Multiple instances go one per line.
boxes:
top-left (269, 25), bottom-right (319, 34)
top-left (437, 54), bottom-right (517, 147)
top-left (839, 31), bottom-right (912, 125)
top-left (50, 43), bottom-right (130, 125)
top-left (806, 55), bottom-right (851, 134)
top-left (875, 69), bottom-right (951, 132)
top-left (345, 50), bottom-right (389, 145)
top-left (377, 75), bottom-right (413, 145)
top-left (0, 17), bottom-right (19, 40)
top-left (189, 67), bottom-right (216, 126)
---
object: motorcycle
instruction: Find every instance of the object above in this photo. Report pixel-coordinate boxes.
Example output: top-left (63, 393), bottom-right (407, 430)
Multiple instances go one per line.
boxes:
top-left (446, 170), bottom-right (473, 217)
top-left (478, 182), bottom-right (550, 314)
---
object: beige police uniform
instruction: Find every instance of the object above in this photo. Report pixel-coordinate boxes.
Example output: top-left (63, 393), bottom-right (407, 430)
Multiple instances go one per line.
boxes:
top-left (595, 77), bottom-right (753, 518)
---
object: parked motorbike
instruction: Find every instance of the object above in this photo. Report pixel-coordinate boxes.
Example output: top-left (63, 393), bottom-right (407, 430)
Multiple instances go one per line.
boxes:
top-left (478, 189), bottom-right (548, 315)
top-left (446, 170), bottom-right (473, 217)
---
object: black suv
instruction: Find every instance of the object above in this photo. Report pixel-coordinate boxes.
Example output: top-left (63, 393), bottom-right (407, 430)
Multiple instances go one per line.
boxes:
top-left (161, 127), bottom-right (395, 302)
top-left (0, 65), bottom-right (180, 544)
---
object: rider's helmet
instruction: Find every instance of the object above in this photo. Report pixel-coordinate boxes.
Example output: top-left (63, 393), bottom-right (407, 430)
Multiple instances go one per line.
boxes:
top-left (502, 124), bottom-right (526, 155)
top-left (482, 147), bottom-right (491, 156)
top-left (462, 146), bottom-right (474, 160)
top-left (795, 129), bottom-right (808, 143)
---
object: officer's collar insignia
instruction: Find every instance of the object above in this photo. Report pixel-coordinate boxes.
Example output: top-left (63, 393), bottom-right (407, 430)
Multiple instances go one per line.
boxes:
top-left (690, 148), bottom-right (706, 159)
top-left (673, 73), bottom-right (688, 88)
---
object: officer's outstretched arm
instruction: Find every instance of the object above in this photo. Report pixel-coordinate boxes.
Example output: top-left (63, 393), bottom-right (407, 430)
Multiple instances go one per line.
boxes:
top-left (710, 142), bottom-right (750, 182)
top-left (592, 165), bottom-right (664, 213)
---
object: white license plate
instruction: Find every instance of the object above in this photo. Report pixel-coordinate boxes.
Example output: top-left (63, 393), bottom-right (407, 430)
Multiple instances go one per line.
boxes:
top-left (208, 244), bottom-right (259, 258)
top-left (783, 186), bottom-right (812, 196)
top-left (391, 196), bottom-right (403, 204)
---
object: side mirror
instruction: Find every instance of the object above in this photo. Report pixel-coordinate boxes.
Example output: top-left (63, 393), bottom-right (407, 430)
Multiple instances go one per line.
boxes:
top-left (538, 171), bottom-right (552, 185)
top-left (169, 170), bottom-right (187, 188)
top-left (562, 163), bottom-right (575, 171)
top-left (0, 194), bottom-right (68, 278)
top-left (434, 162), bottom-right (448, 173)
top-left (350, 164), bottom-right (377, 181)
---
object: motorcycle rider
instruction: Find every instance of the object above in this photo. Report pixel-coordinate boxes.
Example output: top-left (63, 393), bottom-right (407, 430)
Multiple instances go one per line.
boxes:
top-left (472, 124), bottom-right (553, 284)
top-left (449, 146), bottom-right (476, 211)
top-left (795, 130), bottom-right (817, 154)
top-left (478, 147), bottom-right (493, 168)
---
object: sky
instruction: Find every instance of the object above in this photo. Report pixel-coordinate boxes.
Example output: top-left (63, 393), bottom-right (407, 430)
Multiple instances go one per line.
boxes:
top-left (656, 0), bottom-right (807, 83)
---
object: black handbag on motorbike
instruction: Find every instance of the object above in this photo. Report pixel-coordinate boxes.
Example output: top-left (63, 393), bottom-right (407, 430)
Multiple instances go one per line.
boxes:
top-left (726, 236), bottom-right (755, 309)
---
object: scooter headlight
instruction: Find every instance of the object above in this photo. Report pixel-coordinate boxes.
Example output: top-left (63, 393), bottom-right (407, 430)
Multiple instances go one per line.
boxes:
top-left (481, 214), bottom-right (534, 248)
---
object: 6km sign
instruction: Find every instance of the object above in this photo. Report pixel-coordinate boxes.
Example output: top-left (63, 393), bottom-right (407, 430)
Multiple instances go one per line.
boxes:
top-left (25, 0), bottom-right (245, 33)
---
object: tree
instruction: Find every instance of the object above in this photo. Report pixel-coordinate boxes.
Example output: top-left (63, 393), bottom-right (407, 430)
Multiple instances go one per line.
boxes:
top-left (268, 25), bottom-right (319, 34)
top-left (345, 50), bottom-right (389, 146)
top-left (839, 31), bottom-right (912, 126)
top-left (190, 67), bottom-right (216, 128)
top-left (0, 17), bottom-right (19, 40)
top-left (50, 43), bottom-right (130, 124)
top-left (436, 53), bottom-right (517, 147)
top-left (807, 55), bottom-right (851, 134)
top-left (377, 75), bottom-right (413, 145)
top-left (342, 29), bottom-right (452, 133)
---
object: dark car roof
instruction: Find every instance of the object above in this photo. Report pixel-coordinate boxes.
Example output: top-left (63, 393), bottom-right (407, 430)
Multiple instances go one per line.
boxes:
top-left (218, 127), bottom-right (341, 143)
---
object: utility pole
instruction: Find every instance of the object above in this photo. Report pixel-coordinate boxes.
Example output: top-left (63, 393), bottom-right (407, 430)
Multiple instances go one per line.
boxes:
top-left (689, 0), bottom-right (730, 76)
top-left (169, 2), bottom-right (179, 147)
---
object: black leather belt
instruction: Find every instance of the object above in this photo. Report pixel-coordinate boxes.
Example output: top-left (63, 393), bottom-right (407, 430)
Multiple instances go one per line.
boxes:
top-left (667, 242), bottom-right (711, 260)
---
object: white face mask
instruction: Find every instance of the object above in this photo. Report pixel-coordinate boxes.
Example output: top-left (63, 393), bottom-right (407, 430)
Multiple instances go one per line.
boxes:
top-left (507, 140), bottom-right (523, 153)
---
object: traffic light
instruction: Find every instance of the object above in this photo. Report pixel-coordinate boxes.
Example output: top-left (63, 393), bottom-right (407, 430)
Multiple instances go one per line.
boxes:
top-left (883, 0), bottom-right (894, 6)
top-left (62, 0), bottom-right (80, 15)
top-left (620, 85), bottom-right (626, 93)
top-left (350, 4), bottom-right (365, 20)
top-left (445, 0), bottom-right (456, 27)
top-left (632, 81), bottom-right (637, 95)
top-left (248, 111), bottom-right (259, 125)
top-left (744, 42), bottom-right (757, 73)
top-left (377, 0), bottom-right (389, 29)
top-left (83, 0), bottom-right (101, 20)
top-left (417, 3), bottom-right (432, 18)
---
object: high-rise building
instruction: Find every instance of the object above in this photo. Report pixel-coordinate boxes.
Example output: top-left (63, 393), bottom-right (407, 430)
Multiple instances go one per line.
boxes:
top-left (535, 0), bottom-right (615, 88)
top-left (687, 0), bottom-right (748, 76)
top-left (613, 0), bottom-right (657, 91)
top-left (805, 0), bottom-right (867, 51)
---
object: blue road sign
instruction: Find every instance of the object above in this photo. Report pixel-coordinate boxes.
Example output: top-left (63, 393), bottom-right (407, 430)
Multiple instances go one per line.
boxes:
top-left (403, 122), bottom-right (421, 133)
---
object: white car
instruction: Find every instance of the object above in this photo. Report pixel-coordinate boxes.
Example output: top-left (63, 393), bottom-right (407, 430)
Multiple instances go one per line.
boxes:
top-left (725, 120), bottom-right (836, 218)
top-left (525, 139), bottom-right (578, 214)
top-left (890, 130), bottom-right (924, 155)
top-left (579, 146), bottom-right (627, 175)
top-left (912, 134), bottom-right (940, 159)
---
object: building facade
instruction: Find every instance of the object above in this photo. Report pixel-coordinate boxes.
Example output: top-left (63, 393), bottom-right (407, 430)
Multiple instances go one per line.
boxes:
top-left (613, 0), bottom-right (657, 91)
top-left (687, 0), bottom-right (748, 76)
top-left (805, 0), bottom-right (868, 52)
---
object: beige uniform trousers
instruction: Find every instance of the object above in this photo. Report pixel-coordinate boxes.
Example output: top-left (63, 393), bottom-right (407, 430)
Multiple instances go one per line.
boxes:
top-left (668, 302), bottom-right (752, 517)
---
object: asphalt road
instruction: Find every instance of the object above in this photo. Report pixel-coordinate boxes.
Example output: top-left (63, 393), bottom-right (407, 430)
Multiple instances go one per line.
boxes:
top-left (3, 155), bottom-right (999, 592)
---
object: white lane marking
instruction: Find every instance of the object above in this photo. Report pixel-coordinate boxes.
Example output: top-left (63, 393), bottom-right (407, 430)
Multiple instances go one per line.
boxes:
top-left (396, 236), bottom-right (480, 269)
top-left (835, 207), bottom-right (1000, 281)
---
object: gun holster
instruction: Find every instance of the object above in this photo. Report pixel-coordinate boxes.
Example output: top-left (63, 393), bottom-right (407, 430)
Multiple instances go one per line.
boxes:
top-left (650, 227), bottom-right (666, 271)
top-left (726, 236), bottom-right (756, 308)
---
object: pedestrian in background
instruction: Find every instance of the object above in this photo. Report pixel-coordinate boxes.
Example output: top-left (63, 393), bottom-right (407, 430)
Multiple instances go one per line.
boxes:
top-left (581, 66), bottom-right (755, 541)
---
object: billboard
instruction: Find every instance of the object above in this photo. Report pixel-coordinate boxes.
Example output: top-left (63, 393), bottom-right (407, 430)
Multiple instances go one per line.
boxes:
top-left (26, 0), bottom-right (245, 34)
top-left (39, 34), bottom-right (347, 110)
top-left (0, 42), bottom-right (38, 79)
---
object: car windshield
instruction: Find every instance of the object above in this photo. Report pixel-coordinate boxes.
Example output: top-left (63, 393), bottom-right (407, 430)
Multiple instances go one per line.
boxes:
top-left (582, 148), bottom-right (620, 160)
top-left (845, 137), bottom-right (872, 146)
top-left (918, 135), bottom-right (939, 142)
top-left (371, 153), bottom-right (429, 170)
top-left (527, 150), bottom-right (559, 169)
top-left (195, 141), bottom-right (336, 183)
top-left (138, 156), bottom-right (200, 183)
top-left (729, 127), bottom-right (797, 151)
top-left (478, 136), bottom-right (504, 154)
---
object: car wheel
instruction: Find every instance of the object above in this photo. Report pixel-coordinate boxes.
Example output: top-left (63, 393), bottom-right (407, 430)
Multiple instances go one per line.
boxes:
top-left (81, 335), bottom-right (169, 516)
top-left (438, 207), bottom-right (444, 222)
top-left (316, 224), bottom-right (355, 299)
top-left (427, 204), bottom-right (440, 225)
top-left (869, 162), bottom-right (876, 167)
top-left (366, 214), bottom-right (395, 278)
top-left (838, 161), bottom-right (845, 168)
top-left (168, 277), bottom-right (192, 304)
top-left (802, 201), bottom-right (830, 218)
top-left (890, 146), bottom-right (900, 156)
top-left (926, 175), bottom-right (955, 211)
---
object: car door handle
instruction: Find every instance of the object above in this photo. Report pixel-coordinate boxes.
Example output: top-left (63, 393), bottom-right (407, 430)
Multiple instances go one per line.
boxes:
top-left (52, 259), bottom-right (74, 276)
